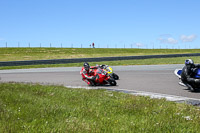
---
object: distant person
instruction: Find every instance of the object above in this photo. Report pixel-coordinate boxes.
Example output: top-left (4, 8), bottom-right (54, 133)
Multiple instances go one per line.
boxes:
top-left (181, 59), bottom-right (200, 90)
top-left (92, 42), bottom-right (95, 48)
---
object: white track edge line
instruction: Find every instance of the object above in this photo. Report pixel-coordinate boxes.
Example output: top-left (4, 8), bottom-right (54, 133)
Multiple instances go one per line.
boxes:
top-left (65, 85), bottom-right (200, 103)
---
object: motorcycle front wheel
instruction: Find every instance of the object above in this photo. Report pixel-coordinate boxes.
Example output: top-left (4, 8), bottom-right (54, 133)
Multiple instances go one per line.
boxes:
top-left (108, 78), bottom-right (117, 86)
top-left (112, 73), bottom-right (119, 80)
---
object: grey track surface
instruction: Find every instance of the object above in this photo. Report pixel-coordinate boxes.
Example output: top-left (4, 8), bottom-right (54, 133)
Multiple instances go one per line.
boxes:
top-left (0, 64), bottom-right (200, 100)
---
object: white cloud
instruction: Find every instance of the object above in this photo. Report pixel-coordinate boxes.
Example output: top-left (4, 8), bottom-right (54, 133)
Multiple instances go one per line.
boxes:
top-left (158, 37), bottom-right (178, 44)
top-left (180, 34), bottom-right (197, 42)
top-left (135, 42), bottom-right (143, 47)
top-left (167, 37), bottom-right (178, 44)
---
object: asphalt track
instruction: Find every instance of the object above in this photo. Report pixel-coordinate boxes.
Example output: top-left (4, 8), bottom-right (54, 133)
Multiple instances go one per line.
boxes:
top-left (0, 64), bottom-right (200, 102)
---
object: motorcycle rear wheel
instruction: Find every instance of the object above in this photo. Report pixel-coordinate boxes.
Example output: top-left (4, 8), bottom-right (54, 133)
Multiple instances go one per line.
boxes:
top-left (190, 85), bottom-right (199, 92)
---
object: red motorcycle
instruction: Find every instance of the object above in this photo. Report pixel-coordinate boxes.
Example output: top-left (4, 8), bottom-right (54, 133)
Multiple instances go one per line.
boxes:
top-left (92, 67), bottom-right (117, 86)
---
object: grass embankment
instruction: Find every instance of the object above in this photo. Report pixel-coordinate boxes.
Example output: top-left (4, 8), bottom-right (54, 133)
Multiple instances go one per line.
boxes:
top-left (0, 48), bottom-right (200, 61)
top-left (0, 48), bottom-right (200, 70)
top-left (1, 83), bottom-right (200, 132)
top-left (1, 56), bottom-right (200, 70)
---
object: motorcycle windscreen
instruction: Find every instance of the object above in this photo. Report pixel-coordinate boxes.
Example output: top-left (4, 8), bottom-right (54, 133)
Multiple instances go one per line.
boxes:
top-left (96, 69), bottom-right (103, 74)
top-left (97, 68), bottom-right (106, 75)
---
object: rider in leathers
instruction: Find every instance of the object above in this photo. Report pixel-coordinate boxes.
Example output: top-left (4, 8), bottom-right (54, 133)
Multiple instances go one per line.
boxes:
top-left (80, 62), bottom-right (97, 86)
top-left (181, 59), bottom-right (200, 90)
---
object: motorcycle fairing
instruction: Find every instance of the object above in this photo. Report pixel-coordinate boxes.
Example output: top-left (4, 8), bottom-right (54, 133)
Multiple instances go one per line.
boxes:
top-left (195, 69), bottom-right (200, 79)
top-left (174, 69), bottom-right (182, 79)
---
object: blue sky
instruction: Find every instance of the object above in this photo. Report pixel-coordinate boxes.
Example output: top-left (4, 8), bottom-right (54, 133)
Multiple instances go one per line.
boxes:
top-left (0, 0), bottom-right (199, 49)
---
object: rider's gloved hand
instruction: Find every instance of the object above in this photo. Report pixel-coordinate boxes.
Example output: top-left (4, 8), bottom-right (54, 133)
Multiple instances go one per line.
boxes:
top-left (194, 79), bottom-right (200, 84)
top-left (91, 76), bottom-right (96, 81)
top-left (191, 68), bottom-right (198, 73)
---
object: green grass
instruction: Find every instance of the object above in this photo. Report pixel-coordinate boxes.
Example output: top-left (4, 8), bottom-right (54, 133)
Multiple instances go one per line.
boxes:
top-left (0, 56), bottom-right (200, 70)
top-left (0, 48), bottom-right (200, 61)
top-left (1, 48), bottom-right (200, 70)
top-left (0, 83), bottom-right (200, 132)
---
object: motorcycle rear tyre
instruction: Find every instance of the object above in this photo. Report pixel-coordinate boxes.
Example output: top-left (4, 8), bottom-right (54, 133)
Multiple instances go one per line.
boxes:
top-left (190, 87), bottom-right (198, 92)
top-left (190, 86), bottom-right (198, 92)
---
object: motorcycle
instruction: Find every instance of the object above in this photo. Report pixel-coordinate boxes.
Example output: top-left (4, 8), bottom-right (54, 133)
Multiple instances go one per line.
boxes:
top-left (99, 65), bottom-right (119, 80)
top-left (174, 68), bottom-right (200, 91)
top-left (92, 67), bottom-right (117, 86)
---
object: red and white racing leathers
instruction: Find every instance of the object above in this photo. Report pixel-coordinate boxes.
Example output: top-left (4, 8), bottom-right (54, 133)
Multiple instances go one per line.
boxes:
top-left (80, 67), bottom-right (96, 85)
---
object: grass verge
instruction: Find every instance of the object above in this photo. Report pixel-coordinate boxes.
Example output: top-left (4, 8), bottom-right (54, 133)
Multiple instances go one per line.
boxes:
top-left (0, 56), bottom-right (200, 70)
top-left (0, 48), bottom-right (200, 61)
top-left (0, 83), bottom-right (200, 132)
